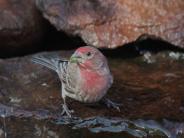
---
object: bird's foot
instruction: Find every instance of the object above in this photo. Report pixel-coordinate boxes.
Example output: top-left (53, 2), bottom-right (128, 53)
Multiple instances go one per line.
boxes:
top-left (102, 98), bottom-right (122, 112)
top-left (61, 104), bottom-right (74, 118)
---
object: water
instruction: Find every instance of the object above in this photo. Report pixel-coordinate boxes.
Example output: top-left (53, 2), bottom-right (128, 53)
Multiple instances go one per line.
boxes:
top-left (0, 50), bottom-right (184, 138)
top-left (0, 116), bottom-right (183, 138)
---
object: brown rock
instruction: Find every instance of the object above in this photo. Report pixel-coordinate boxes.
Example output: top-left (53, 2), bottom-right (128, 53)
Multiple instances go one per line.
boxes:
top-left (0, 0), bottom-right (45, 53)
top-left (36, 0), bottom-right (184, 48)
top-left (0, 50), bottom-right (184, 121)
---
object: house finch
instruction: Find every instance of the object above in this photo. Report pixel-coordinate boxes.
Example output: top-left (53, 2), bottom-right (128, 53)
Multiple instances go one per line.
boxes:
top-left (32, 46), bottom-right (120, 117)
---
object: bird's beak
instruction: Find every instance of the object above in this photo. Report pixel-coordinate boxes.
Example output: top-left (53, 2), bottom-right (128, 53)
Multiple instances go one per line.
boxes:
top-left (70, 54), bottom-right (82, 63)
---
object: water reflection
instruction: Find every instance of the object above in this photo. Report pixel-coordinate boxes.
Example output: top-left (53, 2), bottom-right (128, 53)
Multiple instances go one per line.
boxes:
top-left (0, 115), bottom-right (184, 138)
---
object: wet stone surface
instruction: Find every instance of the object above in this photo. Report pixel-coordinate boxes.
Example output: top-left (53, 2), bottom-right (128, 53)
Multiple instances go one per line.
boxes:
top-left (0, 50), bottom-right (184, 137)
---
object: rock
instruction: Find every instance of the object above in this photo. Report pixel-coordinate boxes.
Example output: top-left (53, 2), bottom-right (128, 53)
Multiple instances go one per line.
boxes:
top-left (0, 0), bottom-right (45, 54)
top-left (0, 50), bottom-right (184, 121)
top-left (36, 0), bottom-right (184, 48)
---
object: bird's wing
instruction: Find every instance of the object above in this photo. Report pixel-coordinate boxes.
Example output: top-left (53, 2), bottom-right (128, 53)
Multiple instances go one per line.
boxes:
top-left (57, 60), bottom-right (69, 83)
top-left (32, 55), bottom-right (69, 82)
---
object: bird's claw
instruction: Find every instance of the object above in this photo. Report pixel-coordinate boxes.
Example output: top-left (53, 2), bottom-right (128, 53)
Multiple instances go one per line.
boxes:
top-left (61, 104), bottom-right (74, 118)
top-left (103, 98), bottom-right (122, 112)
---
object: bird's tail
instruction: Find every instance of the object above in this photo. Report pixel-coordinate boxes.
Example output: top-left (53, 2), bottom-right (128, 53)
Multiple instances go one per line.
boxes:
top-left (32, 55), bottom-right (60, 71)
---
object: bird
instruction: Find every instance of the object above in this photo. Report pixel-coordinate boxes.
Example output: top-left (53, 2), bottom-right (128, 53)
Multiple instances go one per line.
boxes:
top-left (32, 46), bottom-right (120, 117)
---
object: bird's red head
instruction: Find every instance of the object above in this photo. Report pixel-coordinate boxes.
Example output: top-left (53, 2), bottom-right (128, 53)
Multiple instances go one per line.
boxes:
top-left (70, 46), bottom-right (107, 70)
top-left (76, 47), bottom-right (91, 53)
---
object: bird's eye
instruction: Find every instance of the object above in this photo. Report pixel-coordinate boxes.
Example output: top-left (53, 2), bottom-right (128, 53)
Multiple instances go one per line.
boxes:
top-left (86, 52), bottom-right (91, 57)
